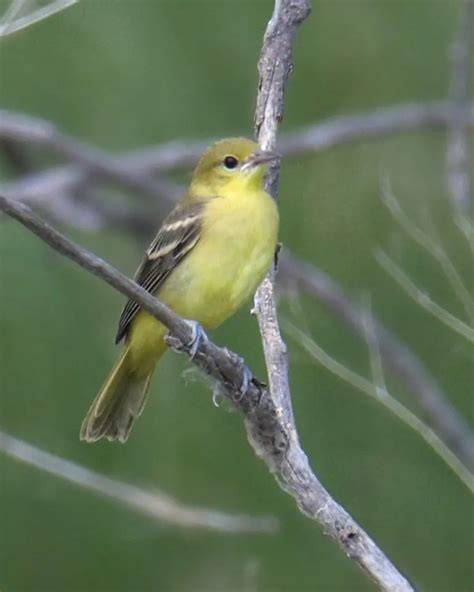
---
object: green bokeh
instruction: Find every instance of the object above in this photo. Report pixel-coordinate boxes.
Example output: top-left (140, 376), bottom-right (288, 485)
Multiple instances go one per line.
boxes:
top-left (1, 1), bottom-right (473, 591)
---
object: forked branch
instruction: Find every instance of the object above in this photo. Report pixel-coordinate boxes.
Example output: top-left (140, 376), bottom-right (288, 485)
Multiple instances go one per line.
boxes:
top-left (0, 191), bottom-right (413, 591)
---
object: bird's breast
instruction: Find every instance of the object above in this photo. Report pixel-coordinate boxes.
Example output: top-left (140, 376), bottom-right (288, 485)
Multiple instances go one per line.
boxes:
top-left (157, 190), bottom-right (278, 328)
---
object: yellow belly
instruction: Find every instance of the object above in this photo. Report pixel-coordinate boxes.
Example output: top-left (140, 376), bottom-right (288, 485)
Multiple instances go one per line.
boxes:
top-left (160, 196), bottom-right (277, 325)
top-left (128, 188), bottom-right (278, 366)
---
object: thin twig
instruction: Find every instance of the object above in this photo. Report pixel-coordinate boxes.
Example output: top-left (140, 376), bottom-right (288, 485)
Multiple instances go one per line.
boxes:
top-left (284, 323), bottom-right (474, 494)
top-left (278, 251), bottom-right (474, 473)
top-left (0, 430), bottom-right (277, 533)
top-left (446, 0), bottom-right (473, 208)
top-left (381, 179), bottom-right (474, 325)
top-left (361, 294), bottom-right (388, 397)
top-left (0, 190), bottom-right (414, 591)
top-left (376, 250), bottom-right (474, 344)
top-left (0, 0), bottom-right (79, 37)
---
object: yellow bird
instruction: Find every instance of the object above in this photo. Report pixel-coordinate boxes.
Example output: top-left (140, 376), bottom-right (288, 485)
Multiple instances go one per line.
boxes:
top-left (80, 138), bottom-right (279, 443)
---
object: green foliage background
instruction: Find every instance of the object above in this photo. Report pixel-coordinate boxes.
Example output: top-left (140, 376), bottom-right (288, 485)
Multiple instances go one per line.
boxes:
top-left (0, 1), bottom-right (473, 591)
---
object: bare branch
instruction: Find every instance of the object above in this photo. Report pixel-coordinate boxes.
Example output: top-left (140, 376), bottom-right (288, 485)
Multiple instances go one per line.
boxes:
top-left (284, 323), bottom-right (474, 494)
top-left (0, 429), bottom-right (277, 533)
top-left (248, 1), bottom-right (414, 590)
top-left (252, 0), bottom-right (307, 419)
top-left (280, 101), bottom-right (474, 156)
top-left (2, 101), bottom-right (474, 217)
top-left (0, 193), bottom-right (414, 590)
top-left (376, 250), bottom-right (474, 344)
top-left (0, 0), bottom-right (79, 37)
top-left (0, 167), bottom-right (110, 230)
top-left (0, 109), bottom-right (180, 204)
top-left (117, 100), bottom-right (474, 174)
top-left (278, 251), bottom-right (474, 473)
top-left (446, 0), bottom-right (473, 208)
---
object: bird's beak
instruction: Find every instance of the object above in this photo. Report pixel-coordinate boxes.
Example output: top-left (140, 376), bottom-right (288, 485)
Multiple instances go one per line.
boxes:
top-left (241, 149), bottom-right (280, 172)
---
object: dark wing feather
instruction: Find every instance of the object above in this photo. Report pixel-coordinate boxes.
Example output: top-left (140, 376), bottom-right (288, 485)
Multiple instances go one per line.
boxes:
top-left (115, 201), bottom-right (204, 344)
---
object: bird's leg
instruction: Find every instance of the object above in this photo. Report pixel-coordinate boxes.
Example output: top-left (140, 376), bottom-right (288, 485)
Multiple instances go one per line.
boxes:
top-left (165, 319), bottom-right (208, 359)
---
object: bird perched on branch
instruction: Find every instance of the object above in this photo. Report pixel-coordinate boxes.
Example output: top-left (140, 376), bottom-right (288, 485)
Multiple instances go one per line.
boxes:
top-left (80, 138), bottom-right (279, 443)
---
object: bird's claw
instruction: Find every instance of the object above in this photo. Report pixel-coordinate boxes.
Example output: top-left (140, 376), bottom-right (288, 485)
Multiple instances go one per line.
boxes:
top-left (239, 365), bottom-right (253, 398)
top-left (184, 319), bottom-right (207, 359)
top-left (227, 352), bottom-right (254, 401)
top-left (165, 319), bottom-right (207, 358)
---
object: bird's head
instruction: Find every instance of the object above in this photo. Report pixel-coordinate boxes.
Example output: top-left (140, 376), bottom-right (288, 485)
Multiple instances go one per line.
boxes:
top-left (189, 137), bottom-right (279, 196)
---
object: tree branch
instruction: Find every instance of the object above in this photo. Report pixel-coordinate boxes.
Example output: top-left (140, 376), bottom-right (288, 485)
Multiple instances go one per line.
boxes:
top-left (0, 109), bottom-right (180, 204)
top-left (0, 429), bottom-right (277, 533)
top-left (2, 101), bottom-right (474, 216)
top-left (248, 1), bottom-right (413, 590)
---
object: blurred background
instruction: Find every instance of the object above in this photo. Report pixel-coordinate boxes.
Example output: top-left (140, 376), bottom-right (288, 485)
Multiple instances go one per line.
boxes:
top-left (0, 1), bottom-right (473, 590)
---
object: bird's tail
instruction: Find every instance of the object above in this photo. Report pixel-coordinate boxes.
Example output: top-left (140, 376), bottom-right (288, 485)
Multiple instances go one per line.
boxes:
top-left (80, 345), bottom-right (160, 443)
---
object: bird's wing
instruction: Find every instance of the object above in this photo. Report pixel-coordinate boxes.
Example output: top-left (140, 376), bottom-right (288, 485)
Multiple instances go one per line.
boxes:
top-left (115, 201), bottom-right (204, 343)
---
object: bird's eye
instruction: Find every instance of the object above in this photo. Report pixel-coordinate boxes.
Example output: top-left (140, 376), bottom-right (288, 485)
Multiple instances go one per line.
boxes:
top-left (223, 155), bottom-right (239, 170)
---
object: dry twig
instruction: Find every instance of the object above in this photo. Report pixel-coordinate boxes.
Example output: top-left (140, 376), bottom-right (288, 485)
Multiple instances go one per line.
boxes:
top-left (284, 323), bottom-right (474, 494)
top-left (0, 430), bottom-right (277, 533)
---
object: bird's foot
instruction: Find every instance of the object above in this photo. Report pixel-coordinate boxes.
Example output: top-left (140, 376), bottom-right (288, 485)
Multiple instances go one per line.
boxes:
top-left (238, 364), bottom-right (254, 399)
top-left (211, 359), bottom-right (253, 406)
top-left (184, 319), bottom-right (207, 358)
top-left (225, 349), bottom-right (257, 401)
top-left (166, 319), bottom-right (207, 358)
